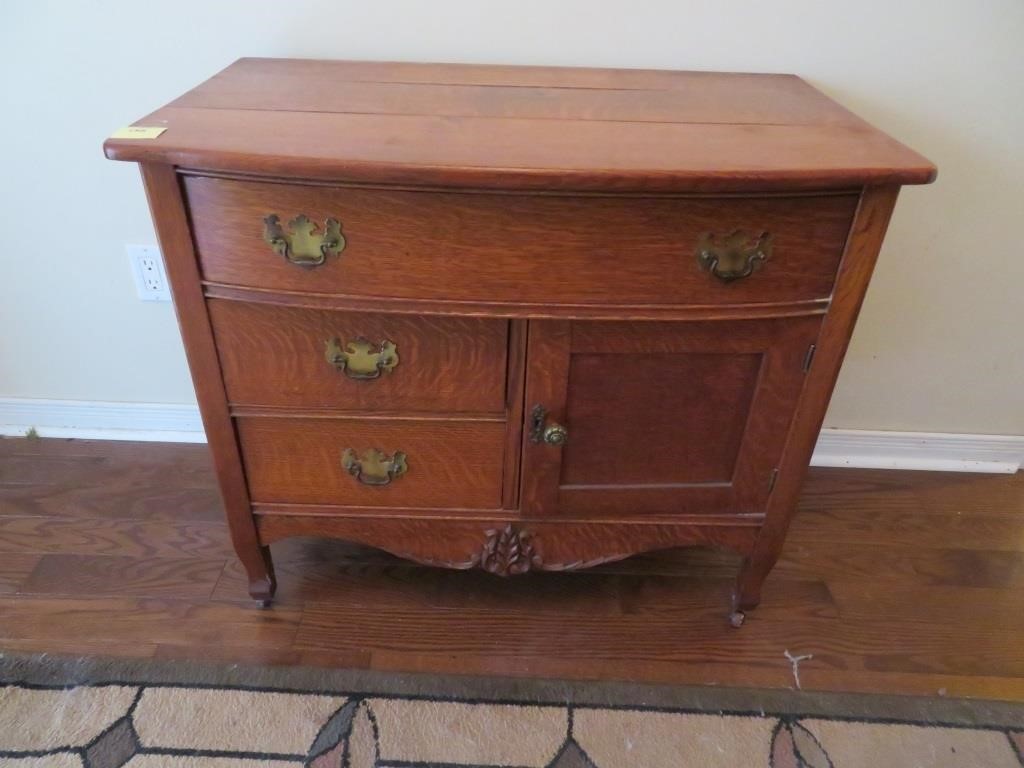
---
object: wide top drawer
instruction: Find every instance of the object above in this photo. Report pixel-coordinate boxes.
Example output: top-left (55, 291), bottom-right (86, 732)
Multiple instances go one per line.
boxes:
top-left (185, 175), bottom-right (857, 308)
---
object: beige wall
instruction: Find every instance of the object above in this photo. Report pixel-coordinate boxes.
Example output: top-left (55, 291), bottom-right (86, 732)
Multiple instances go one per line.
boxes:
top-left (3, 0), bottom-right (1022, 434)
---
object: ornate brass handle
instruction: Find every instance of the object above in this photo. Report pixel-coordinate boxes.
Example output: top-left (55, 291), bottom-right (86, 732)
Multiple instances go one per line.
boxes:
top-left (325, 338), bottom-right (399, 380)
top-left (529, 404), bottom-right (568, 446)
top-left (263, 214), bottom-right (345, 267)
top-left (696, 230), bottom-right (773, 282)
top-left (341, 448), bottom-right (407, 486)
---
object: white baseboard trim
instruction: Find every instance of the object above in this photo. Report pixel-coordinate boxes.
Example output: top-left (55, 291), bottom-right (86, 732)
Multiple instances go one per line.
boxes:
top-left (1, 398), bottom-right (1021, 473)
top-left (811, 428), bottom-right (1023, 474)
top-left (0, 398), bottom-right (206, 444)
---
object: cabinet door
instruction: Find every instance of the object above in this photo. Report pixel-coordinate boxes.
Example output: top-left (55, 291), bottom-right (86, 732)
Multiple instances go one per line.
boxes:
top-left (521, 317), bottom-right (820, 517)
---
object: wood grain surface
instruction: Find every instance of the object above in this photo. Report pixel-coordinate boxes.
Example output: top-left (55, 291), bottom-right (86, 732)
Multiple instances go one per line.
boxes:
top-left (236, 416), bottom-right (507, 509)
top-left (202, 282), bottom-right (832, 322)
top-left (169, 59), bottom-right (865, 124)
top-left (2, 436), bottom-right (1023, 700)
top-left (519, 321), bottom-right (571, 516)
top-left (105, 62), bottom-right (936, 617)
top-left (186, 176), bottom-right (857, 306)
top-left (524, 316), bottom-right (821, 518)
top-left (103, 59), bottom-right (936, 191)
top-left (209, 300), bottom-right (509, 413)
top-left (563, 352), bottom-right (761, 483)
top-left (253, 514), bottom-right (759, 571)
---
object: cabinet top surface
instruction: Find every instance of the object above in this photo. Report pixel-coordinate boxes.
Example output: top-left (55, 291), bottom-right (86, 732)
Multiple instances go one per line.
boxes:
top-left (105, 57), bottom-right (935, 192)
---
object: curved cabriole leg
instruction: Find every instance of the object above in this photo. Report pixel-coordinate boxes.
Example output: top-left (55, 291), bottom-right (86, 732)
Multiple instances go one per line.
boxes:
top-left (730, 556), bottom-right (765, 628)
top-left (136, 167), bottom-right (281, 611)
top-left (722, 189), bottom-right (904, 627)
top-left (245, 545), bottom-right (277, 608)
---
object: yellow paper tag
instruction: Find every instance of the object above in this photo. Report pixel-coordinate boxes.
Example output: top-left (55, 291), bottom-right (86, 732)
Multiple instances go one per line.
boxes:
top-left (109, 126), bottom-right (167, 140)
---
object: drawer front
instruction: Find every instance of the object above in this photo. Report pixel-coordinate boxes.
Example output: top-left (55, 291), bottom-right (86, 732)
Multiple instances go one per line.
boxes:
top-left (209, 301), bottom-right (508, 413)
top-left (186, 176), bottom-right (857, 306)
top-left (237, 416), bottom-right (506, 508)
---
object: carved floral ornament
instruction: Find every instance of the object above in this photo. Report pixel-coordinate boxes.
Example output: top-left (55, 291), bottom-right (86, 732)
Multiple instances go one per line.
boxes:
top-left (396, 526), bottom-right (630, 575)
top-left (478, 525), bottom-right (543, 576)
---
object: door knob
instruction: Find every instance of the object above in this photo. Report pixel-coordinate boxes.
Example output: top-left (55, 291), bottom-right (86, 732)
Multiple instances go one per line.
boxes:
top-left (529, 404), bottom-right (568, 446)
top-left (542, 423), bottom-right (568, 446)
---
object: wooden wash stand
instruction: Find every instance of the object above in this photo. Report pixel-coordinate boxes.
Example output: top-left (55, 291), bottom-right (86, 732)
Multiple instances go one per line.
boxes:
top-left (105, 59), bottom-right (935, 625)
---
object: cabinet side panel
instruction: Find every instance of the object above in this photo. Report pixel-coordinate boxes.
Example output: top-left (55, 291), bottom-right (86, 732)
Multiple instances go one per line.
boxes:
top-left (139, 163), bottom-right (273, 598)
top-left (737, 185), bottom-right (901, 607)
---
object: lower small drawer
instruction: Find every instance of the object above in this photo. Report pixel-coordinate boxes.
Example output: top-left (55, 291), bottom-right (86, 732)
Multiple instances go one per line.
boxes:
top-left (237, 416), bottom-right (506, 509)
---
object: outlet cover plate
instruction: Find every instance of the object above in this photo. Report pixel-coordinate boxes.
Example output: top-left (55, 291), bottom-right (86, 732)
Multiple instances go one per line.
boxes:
top-left (127, 244), bottom-right (171, 302)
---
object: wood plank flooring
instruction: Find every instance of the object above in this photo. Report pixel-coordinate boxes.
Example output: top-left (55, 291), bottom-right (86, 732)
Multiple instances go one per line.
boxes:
top-left (0, 436), bottom-right (1021, 700)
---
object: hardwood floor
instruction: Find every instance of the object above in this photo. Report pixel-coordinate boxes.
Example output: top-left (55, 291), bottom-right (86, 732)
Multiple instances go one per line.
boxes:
top-left (0, 436), bottom-right (1021, 700)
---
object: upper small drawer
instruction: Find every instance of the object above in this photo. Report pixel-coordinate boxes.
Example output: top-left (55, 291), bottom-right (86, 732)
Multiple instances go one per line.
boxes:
top-left (208, 300), bottom-right (508, 413)
top-left (184, 176), bottom-right (858, 306)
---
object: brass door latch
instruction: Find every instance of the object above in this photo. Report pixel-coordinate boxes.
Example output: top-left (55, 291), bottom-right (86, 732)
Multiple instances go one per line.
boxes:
top-left (529, 404), bottom-right (568, 446)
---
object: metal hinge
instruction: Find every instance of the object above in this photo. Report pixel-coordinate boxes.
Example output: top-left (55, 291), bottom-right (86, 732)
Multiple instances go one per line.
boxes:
top-left (768, 468), bottom-right (780, 494)
top-left (802, 344), bottom-right (817, 373)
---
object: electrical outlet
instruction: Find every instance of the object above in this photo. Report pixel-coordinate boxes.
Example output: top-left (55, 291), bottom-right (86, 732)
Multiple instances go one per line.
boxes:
top-left (128, 244), bottom-right (171, 302)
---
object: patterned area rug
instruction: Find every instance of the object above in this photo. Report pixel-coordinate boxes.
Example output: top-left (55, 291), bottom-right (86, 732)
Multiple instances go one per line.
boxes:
top-left (1, 654), bottom-right (1022, 767)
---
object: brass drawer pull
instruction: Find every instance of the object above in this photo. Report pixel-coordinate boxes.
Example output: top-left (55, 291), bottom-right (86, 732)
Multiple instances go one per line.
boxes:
top-left (341, 448), bottom-right (407, 486)
top-left (529, 404), bottom-right (568, 446)
top-left (325, 338), bottom-right (399, 380)
top-left (263, 214), bottom-right (345, 267)
top-left (696, 230), bottom-right (773, 282)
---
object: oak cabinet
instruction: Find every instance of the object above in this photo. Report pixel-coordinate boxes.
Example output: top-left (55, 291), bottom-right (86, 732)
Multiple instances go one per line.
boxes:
top-left (105, 58), bottom-right (934, 623)
top-left (522, 317), bottom-right (821, 519)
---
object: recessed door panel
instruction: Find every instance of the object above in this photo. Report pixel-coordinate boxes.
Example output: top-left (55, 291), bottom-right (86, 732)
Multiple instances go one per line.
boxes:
top-left (521, 317), bottom-right (821, 518)
top-left (562, 352), bottom-right (761, 486)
